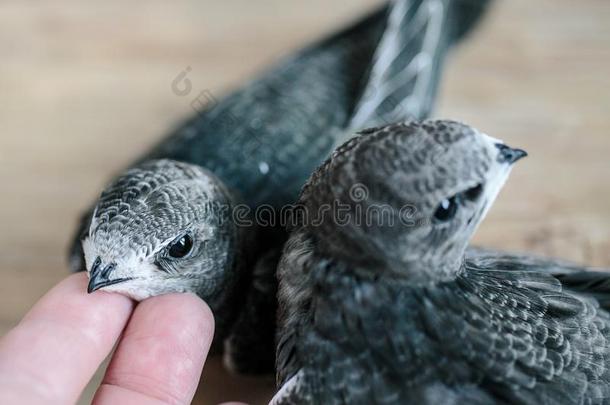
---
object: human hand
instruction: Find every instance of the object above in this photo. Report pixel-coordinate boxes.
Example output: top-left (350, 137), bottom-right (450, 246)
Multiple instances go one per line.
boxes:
top-left (0, 273), bottom-right (216, 405)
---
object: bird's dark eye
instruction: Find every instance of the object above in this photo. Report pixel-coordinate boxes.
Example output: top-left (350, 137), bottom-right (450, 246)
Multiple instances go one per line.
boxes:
top-left (168, 234), bottom-right (193, 258)
top-left (463, 183), bottom-right (483, 201)
top-left (433, 196), bottom-right (458, 222)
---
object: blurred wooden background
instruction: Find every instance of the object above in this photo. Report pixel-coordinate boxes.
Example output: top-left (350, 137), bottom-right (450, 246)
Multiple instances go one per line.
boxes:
top-left (0, 0), bottom-right (608, 404)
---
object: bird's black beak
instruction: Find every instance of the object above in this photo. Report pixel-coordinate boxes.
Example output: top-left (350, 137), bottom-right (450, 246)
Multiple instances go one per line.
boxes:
top-left (495, 143), bottom-right (528, 164)
top-left (87, 257), bottom-right (131, 293)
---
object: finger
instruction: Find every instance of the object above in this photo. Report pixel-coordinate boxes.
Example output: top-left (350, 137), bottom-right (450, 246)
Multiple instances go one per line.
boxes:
top-left (93, 293), bottom-right (214, 405)
top-left (0, 273), bottom-right (134, 404)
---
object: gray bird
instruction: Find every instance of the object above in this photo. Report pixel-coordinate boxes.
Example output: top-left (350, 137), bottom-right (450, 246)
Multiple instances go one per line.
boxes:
top-left (273, 120), bottom-right (610, 404)
top-left (69, 0), bottom-right (491, 373)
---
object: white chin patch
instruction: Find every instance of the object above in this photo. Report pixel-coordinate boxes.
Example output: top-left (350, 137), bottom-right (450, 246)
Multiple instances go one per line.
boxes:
top-left (479, 166), bottom-right (512, 226)
top-left (96, 276), bottom-right (192, 301)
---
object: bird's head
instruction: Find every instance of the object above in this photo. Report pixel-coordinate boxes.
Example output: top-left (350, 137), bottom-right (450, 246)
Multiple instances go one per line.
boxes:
top-left (301, 120), bottom-right (526, 281)
top-left (82, 160), bottom-right (242, 304)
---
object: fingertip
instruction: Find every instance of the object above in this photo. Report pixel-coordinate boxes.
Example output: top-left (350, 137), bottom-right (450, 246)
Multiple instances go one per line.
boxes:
top-left (139, 292), bottom-right (215, 343)
top-left (25, 272), bottom-right (134, 317)
top-left (22, 272), bottom-right (135, 343)
top-left (0, 273), bottom-right (134, 404)
top-left (97, 292), bottom-right (216, 405)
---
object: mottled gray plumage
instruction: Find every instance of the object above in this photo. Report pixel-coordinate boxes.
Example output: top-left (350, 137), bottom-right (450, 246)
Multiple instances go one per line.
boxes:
top-left (273, 120), bottom-right (610, 404)
top-left (69, 0), bottom-right (492, 372)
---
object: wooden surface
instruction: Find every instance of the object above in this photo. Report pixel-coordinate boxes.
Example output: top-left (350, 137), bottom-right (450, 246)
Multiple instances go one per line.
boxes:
top-left (1, 0), bottom-right (609, 404)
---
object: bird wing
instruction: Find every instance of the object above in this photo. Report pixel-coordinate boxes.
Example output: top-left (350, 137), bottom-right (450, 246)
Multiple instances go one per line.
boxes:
top-left (452, 266), bottom-right (610, 404)
top-left (348, 0), bottom-right (450, 130)
top-left (466, 246), bottom-right (594, 275)
top-left (467, 247), bottom-right (610, 309)
top-left (348, 0), bottom-right (492, 132)
top-left (296, 261), bottom-right (610, 404)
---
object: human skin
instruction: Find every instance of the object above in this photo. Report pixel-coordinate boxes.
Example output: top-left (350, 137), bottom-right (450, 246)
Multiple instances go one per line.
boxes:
top-left (0, 273), bottom-right (245, 405)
